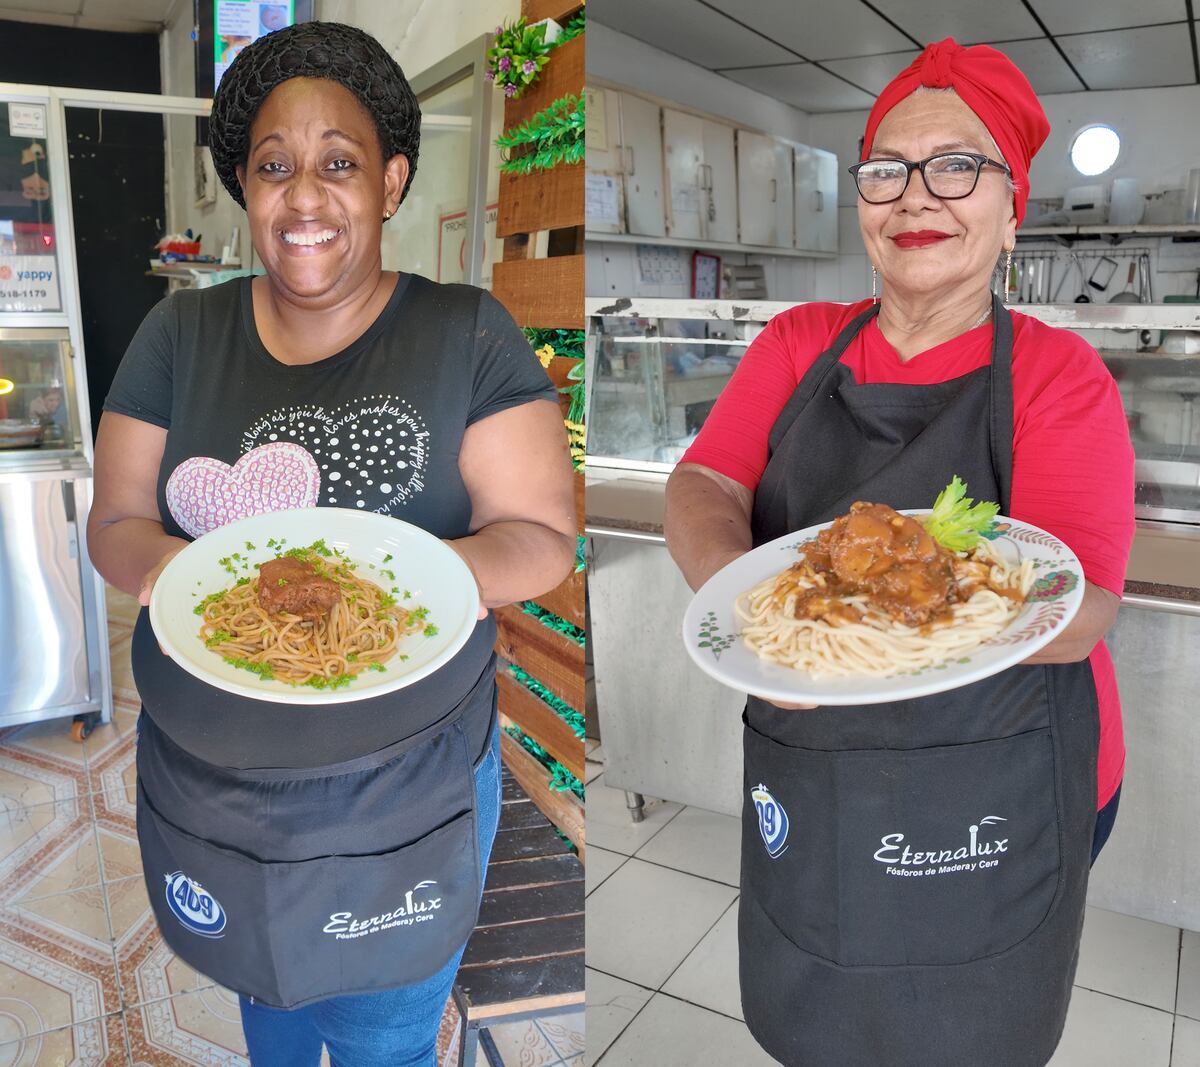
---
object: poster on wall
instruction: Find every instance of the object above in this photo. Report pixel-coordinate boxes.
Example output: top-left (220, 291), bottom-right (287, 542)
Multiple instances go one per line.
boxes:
top-left (214, 0), bottom-right (295, 90)
top-left (436, 203), bottom-right (500, 286)
top-left (0, 255), bottom-right (61, 312)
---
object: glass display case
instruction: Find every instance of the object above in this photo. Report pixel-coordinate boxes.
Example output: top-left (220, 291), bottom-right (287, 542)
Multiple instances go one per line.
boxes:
top-left (590, 316), bottom-right (757, 466)
top-left (0, 326), bottom-right (80, 459)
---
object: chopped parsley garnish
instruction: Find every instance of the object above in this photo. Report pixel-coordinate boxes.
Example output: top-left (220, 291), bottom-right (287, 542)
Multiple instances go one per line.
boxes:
top-left (368, 663), bottom-right (386, 673)
top-left (277, 578), bottom-right (288, 587)
top-left (381, 569), bottom-right (396, 581)
top-left (194, 590), bottom-right (228, 615)
top-left (223, 656), bottom-right (274, 680)
top-left (403, 590), bottom-right (412, 599)
top-left (346, 653), bottom-right (358, 663)
top-left (235, 576), bottom-right (251, 586)
top-left (378, 592), bottom-right (397, 609)
top-left (382, 553), bottom-right (393, 564)
top-left (423, 624), bottom-right (439, 637)
top-left (303, 673), bottom-right (353, 690)
top-left (411, 606), bottom-right (430, 622)
top-left (245, 541), bottom-right (256, 551)
top-left (205, 629), bottom-right (234, 648)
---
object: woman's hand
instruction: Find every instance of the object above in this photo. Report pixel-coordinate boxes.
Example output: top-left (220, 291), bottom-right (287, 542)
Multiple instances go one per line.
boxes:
top-left (754, 697), bottom-right (820, 710)
top-left (1020, 580), bottom-right (1119, 664)
top-left (137, 545), bottom-right (187, 607)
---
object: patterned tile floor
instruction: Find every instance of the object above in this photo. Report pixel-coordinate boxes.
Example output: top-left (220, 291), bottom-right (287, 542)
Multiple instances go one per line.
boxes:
top-left (0, 587), bottom-right (582, 1066)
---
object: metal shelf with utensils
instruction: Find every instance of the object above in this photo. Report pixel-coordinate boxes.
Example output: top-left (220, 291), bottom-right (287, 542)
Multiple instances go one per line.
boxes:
top-left (1017, 224), bottom-right (1200, 246)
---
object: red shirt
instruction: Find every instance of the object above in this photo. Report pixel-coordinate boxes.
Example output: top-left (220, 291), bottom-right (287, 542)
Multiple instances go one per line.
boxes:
top-left (683, 300), bottom-right (1135, 809)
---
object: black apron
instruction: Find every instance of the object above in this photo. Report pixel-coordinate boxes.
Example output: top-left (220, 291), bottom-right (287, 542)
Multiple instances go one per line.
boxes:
top-left (739, 297), bottom-right (1099, 1067)
top-left (135, 652), bottom-right (497, 1010)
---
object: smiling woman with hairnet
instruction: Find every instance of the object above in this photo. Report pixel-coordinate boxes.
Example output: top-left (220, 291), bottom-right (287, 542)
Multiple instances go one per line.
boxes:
top-left (86, 21), bottom-right (575, 1067)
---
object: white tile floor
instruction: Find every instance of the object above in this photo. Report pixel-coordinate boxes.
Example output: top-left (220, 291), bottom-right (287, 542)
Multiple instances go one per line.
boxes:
top-left (584, 745), bottom-right (1199, 1067)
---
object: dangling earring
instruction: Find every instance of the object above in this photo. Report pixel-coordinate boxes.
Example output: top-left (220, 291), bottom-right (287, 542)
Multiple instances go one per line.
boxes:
top-left (871, 266), bottom-right (879, 303)
top-left (1003, 247), bottom-right (1013, 304)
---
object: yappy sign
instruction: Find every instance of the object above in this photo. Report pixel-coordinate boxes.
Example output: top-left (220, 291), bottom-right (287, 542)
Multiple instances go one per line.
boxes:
top-left (0, 255), bottom-right (61, 311)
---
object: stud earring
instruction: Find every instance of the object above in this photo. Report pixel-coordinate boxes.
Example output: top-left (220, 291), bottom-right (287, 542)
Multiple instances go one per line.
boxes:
top-left (1003, 247), bottom-right (1013, 304)
top-left (383, 209), bottom-right (393, 221)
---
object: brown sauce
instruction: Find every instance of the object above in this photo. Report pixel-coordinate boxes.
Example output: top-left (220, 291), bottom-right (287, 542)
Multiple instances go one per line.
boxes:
top-left (787, 502), bottom-right (967, 628)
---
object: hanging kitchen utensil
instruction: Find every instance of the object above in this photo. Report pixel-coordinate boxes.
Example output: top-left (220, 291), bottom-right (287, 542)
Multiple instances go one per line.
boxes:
top-left (1074, 254), bottom-right (1091, 302)
top-left (1088, 256), bottom-right (1118, 292)
top-left (1110, 262), bottom-right (1140, 304)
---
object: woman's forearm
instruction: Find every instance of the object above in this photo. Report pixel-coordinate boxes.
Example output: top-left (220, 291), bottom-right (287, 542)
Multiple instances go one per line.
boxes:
top-left (86, 517), bottom-right (188, 599)
top-left (1021, 581), bottom-right (1120, 664)
top-left (664, 464), bottom-right (755, 592)
top-left (447, 521), bottom-right (576, 610)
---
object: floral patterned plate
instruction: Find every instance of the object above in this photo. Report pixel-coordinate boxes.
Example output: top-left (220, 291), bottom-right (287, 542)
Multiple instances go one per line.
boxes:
top-left (682, 513), bottom-right (1085, 706)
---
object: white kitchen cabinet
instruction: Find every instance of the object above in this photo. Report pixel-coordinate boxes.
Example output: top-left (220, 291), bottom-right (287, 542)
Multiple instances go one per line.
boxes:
top-left (793, 145), bottom-right (839, 253)
top-left (736, 130), bottom-right (793, 248)
top-left (585, 88), bottom-right (665, 237)
top-left (662, 109), bottom-right (738, 244)
top-left (619, 93), bottom-right (666, 237)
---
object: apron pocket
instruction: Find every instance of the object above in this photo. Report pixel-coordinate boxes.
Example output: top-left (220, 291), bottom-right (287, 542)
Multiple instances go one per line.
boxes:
top-left (137, 781), bottom-right (481, 1008)
top-left (742, 720), bottom-right (1062, 968)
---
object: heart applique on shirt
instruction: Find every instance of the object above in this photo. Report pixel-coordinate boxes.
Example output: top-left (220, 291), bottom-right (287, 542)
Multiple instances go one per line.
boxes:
top-left (165, 442), bottom-right (321, 539)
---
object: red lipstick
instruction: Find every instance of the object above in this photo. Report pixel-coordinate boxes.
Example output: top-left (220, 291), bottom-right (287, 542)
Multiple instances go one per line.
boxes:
top-left (891, 230), bottom-right (953, 249)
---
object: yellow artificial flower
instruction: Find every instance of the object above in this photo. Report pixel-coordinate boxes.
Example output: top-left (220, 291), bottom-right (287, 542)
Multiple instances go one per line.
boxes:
top-left (536, 344), bottom-right (555, 368)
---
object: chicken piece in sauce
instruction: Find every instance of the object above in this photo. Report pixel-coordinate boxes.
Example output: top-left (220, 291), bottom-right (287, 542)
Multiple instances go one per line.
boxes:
top-left (797, 502), bottom-right (958, 626)
top-left (257, 557), bottom-right (342, 620)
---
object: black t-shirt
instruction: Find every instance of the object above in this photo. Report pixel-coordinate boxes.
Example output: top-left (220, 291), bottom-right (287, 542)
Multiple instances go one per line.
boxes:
top-left (104, 273), bottom-right (556, 769)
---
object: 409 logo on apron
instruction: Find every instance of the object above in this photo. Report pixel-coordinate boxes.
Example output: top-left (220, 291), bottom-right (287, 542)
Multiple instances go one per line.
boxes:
top-left (751, 784), bottom-right (789, 859)
top-left (164, 871), bottom-right (227, 939)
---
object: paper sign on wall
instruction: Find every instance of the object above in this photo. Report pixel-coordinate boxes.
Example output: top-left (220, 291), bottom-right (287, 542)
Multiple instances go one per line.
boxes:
top-left (586, 173), bottom-right (621, 228)
top-left (0, 255), bottom-right (61, 311)
top-left (584, 88), bottom-right (607, 151)
top-left (436, 203), bottom-right (499, 285)
top-left (8, 104), bottom-right (46, 138)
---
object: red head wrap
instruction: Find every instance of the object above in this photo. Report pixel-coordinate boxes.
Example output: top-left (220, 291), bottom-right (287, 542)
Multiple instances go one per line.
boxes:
top-left (860, 38), bottom-right (1049, 225)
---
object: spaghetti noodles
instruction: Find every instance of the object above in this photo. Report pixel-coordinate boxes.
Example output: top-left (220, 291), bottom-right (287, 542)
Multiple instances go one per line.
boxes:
top-left (735, 506), bottom-right (1033, 680)
top-left (195, 542), bottom-right (431, 689)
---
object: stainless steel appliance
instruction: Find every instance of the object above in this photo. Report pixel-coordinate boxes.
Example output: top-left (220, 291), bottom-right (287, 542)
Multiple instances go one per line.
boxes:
top-left (0, 326), bottom-right (108, 735)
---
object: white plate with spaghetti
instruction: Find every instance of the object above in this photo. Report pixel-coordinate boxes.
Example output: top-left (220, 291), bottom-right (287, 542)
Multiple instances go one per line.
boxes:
top-left (149, 508), bottom-right (480, 704)
top-left (682, 510), bottom-right (1085, 706)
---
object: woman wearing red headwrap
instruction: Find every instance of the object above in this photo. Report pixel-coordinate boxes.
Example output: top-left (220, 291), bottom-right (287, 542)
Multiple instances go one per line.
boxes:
top-left (665, 39), bottom-right (1133, 1066)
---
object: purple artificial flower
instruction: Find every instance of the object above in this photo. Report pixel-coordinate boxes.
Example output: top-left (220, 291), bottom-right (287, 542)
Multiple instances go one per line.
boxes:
top-left (522, 59), bottom-right (536, 74)
top-left (485, 68), bottom-right (495, 81)
top-left (498, 55), bottom-right (511, 71)
top-left (504, 84), bottom-right (518, 97)
top-left (495, 25), bottom-right (503, 34)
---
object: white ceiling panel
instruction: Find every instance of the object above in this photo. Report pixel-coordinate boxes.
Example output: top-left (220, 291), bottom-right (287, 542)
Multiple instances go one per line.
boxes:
top-left (1027, 0), bottom-right (1186, 36)
top-left (726, 0), bottom-right (915, 61)
top-left (867, 0), bottom-right (1043, 48)
top-left (820, 49), bottom-right (919, 95)
top-left (1057, 23), bottom-right (1196, 90)
top-left (721, 62), bottom-right (877, 112)
top-left (989, 37), bottom-right (1084, 94)
top-left (588, 0), bottom-right (798, 70)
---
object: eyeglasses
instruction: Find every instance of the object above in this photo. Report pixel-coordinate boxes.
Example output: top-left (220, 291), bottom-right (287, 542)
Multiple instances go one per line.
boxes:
top-left (848, 152), bottom-right (1012, 205)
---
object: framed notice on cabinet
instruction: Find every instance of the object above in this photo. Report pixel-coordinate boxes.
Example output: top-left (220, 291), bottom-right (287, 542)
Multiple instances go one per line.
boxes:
top-left (691, 251), bottom-right (721, 299)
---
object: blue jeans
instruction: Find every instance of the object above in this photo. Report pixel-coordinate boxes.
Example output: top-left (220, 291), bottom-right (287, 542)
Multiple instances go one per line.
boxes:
top-left (238, 725), bottom-right (502, 1067)
top-left (1090, 781), bottom-right (1121, 866)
